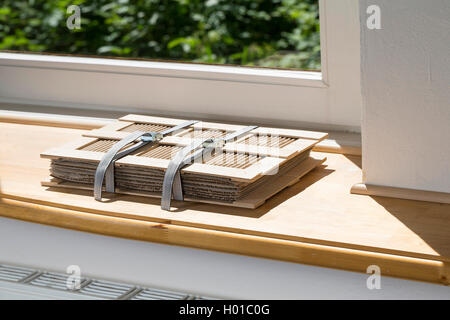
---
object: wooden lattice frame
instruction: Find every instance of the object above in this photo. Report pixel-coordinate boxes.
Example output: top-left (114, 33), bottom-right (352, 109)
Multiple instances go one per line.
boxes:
top-left (41, 114), bottom-right (328, 208)
top-left (83, 114), bottom-right (328, 159)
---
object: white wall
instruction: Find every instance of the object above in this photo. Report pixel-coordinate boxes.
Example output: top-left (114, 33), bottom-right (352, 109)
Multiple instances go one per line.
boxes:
top-left (1, 217), bottom-right (449, 299)
top-left (360, 0), bottom-right (450, 193)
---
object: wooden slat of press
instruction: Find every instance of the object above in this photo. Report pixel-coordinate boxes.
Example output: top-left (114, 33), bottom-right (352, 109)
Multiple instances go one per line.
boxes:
top-left (83, 130), bottom-right (318, 159)
top-left (83, 120), bottom-right (237, 141)
top-left (107, 116), bottom-right (329, 142)
top-left (223, 138), bottom-right (319, 159)
top-left (190, 121), bottom-right (246, 132)
top-left (40, 137), bottom-right (103, 161)
top-left (84, 129), bottom-right (192, 145)
top-left (252, 127), bottom-right (328, 141)
top-left (120, 122), bottom-right (174, 133)
top-left (239, 134), bottom-right (297, 148)
top-left (120, 114), bottom-right (193, 127)
top-left (81, 133), bottom-right (318, 160)
top-left (83, 121), bottom-right (133, 140)
top-left (120, 140), bottom-right (287, 181)
top-left (121, 114), bottom-right (247, 132)
top-left (83, 119), bottom-right (323, 159)
top-left (178, 127), bottom-right (228, 139)
top-left (120, 114), bottom-right (246, 135)
top-left (117, 154), bottom-right (282, 181)
top-left (84, 120), bottom-right (179, 140)
top-left (109, 140), bottom-right (268, 180)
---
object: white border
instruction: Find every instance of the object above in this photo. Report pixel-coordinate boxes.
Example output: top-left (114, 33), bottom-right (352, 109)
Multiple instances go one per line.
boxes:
top-left (0, 0), bottom-right (361, 130)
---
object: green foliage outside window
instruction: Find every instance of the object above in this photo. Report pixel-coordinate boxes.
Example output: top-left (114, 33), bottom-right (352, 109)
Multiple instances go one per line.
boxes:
top-left (0, 0), bottom-right (320, 70)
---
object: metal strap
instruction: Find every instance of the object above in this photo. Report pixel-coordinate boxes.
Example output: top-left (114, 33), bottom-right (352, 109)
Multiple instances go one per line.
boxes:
top-left (161, 125), bottom-right (257, 211)
top-left (93, 120), bottom-right (197, 201)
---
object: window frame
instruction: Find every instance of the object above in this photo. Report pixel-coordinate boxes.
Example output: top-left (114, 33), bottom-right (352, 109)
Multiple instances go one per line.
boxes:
top-left (0, 0), bottom-right (361, 131)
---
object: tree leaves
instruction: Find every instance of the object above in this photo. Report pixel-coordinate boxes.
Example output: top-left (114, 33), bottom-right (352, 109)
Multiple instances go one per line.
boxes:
top-left (0, 0), bottom-right (320, 70)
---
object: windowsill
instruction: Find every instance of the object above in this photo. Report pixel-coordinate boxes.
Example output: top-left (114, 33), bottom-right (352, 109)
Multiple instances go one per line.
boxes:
top-left (1, 115), bottom-right (449, 285)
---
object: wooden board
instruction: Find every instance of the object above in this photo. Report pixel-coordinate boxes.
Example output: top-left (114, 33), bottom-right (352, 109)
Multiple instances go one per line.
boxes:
top-left (1, 122), bottom-right (450, 285)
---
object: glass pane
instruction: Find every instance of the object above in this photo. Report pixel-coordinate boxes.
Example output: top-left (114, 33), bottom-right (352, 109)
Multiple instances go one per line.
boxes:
top-left (0, 0), bottom-right (320, 70)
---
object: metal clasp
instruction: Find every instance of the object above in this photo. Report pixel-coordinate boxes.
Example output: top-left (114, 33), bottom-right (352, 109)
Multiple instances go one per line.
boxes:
top-left (141, 132), bottom-right (164, 142)
top-left (202, 138), bottom-right (225, 149)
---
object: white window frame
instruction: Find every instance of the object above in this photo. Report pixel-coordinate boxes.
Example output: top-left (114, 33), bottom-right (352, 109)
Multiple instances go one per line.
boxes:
top-left (0, 0), bottom-right (361, 131)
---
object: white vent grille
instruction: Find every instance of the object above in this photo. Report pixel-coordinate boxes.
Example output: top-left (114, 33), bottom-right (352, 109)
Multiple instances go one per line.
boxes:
top-left (30, 272), bottom-right (88, 290)
top-left (0, 265), bottom-right (36, 282)
top-left (0, 264), bottom-right (216, 300)
top-left (132, 288), bottom-right (189, 300)
top-left (79, 280), bottom-right (134, 299)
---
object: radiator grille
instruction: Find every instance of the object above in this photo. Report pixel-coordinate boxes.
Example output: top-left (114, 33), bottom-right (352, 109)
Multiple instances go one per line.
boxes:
top-left (30, 272), bottom-right (88, 290)
top-left (132, 288), bottom-right (189, 300)
top-left (0, 265), bottom-right (36, 282)
top-left (0, 264), bottom-right (218, 300)
top-left (79, 280), bottom-right (134, 299)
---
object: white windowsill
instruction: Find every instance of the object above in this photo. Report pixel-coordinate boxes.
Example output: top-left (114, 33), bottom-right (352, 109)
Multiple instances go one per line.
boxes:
top-left (0, 52), bottom-right (325, 88)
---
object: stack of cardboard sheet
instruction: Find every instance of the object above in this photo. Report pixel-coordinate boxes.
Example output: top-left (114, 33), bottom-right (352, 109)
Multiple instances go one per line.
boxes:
top-left (41, 114), bottom-right (328, 208)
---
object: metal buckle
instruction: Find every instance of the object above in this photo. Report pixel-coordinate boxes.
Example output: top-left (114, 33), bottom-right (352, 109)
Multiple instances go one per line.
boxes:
top-left (141, 132), bottom-right (163, 142)
top-left (202, 138), bottom-right (225, 149)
